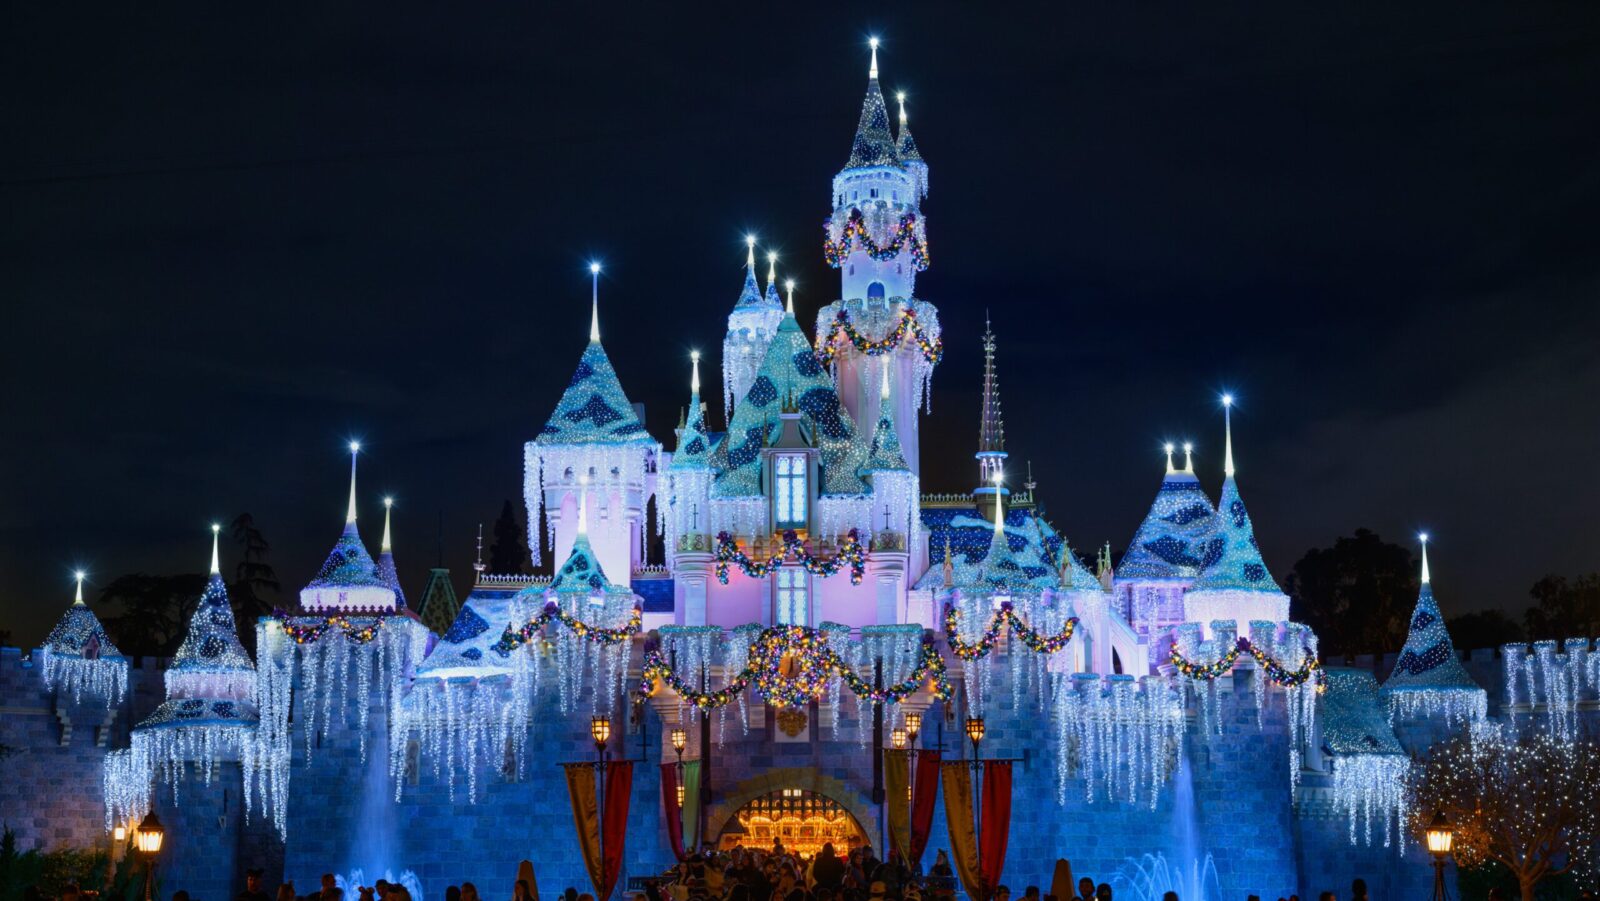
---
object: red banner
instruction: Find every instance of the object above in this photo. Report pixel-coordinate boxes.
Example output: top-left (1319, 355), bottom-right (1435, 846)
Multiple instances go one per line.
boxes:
top-left (659, 763), bottom-right (686, 862)
top-left (909, 750), bottom-right (942, 867)
top-left (602, 761), bottom-right (633, 901)
top-left (978, 760), bottom-right (1012, 894)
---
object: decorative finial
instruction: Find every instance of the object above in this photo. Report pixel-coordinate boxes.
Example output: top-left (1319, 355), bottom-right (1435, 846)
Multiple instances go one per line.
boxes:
top-left (1164, 442), bottom-right (1176, 475)
top-left (690, 350), bottom-right (702, 396)
top-left (1221, 393), bottom-right (1235, 478)
top-left (1183, 442), bottom-right (1194, 474)
top-left (745, 234), bottom-right (757, 270)
top-left (589, 262), bottom-right (602, 343)
top-left (73, 570), bottom-right (86, 605)
top-left (577, 475), bottom-right (590, 536)
top-left (766, 251), bottom-right (778, 293)
top-left (472, 523), bottom-right (485, 575)
top-left (897, 91), bottom-right (908, 127)
top-left (784, 278), bottom-right (796, 315)
top-left (869, 37), bottom-right (880, 80)
top-left (381, 497), bottom-right (394, 553)
top-left (1024, 460), bottom-right (1036, 493)
top-left (210, 523), bottom-right (222, 576)
top-left (881, 361), bottom-right (892, 400)
top-left (346, 442), bottom-right (360, 524)
top-left (1418, 532), bottom-right (1431, 585)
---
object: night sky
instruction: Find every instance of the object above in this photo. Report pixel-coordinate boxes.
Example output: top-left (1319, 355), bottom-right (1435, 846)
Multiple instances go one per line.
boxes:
top-left (5, 4), bottom-right (1599, 647)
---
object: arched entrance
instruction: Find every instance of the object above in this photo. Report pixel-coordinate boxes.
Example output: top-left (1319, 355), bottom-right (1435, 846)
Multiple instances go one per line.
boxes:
top-left (718, 788), bottom-right (867, 857)
top-left (707, 768), bottom-right (881, 854)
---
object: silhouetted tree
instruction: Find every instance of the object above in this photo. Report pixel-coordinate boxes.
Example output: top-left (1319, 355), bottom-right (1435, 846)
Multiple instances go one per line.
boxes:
top-left (489, 499), bottom-right (527, 575)
top-left (96, 573), bottom-right (208, 656)
top-left (228, 513), bottom-right (279, 652)
top-left (1286, 528), bottom-right (1416, 657)
top-left (1446, 608), bottom-right (1527, 652)
top-left (1525, 573), bottom-right (1600, 641)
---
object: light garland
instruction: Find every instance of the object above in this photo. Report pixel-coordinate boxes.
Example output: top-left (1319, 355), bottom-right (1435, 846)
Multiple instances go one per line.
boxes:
top-left (275, 611), bottom-right (391, 644)
top-left (1170, 636), bottom-right (1324, 688)
top-left (823, 208), bottom-right (929, 271)
top-left (639, 624), bottom-right (950, 710)
top-left (714, 529), bottom-right (867, 585)
top-left (815, 306), bottom-right (942, 367)
top-left (494, 601), bottom-right (643, 653)
top-left (944, 603), bottom-right (1079, 659)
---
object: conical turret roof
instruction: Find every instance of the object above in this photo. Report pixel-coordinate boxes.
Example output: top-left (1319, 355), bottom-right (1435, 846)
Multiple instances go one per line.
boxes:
top-left (375, 500), bottom-right (408, 609)
top-left (895, 93), bottom-right (922, 163)
top-left (1384, 547), bottom-right (1479, 694)
top-left (845, 44), bottom-right (900, 170)
top-left (1189, 476), bottom-right (1280, 593)
top-left (670, 354), bottom-right (714, 471)
top-left (40, 574), bottom-right (128, 706)
top-left (734, 239), bottom-right (774, 311)
top-left (863, 378), bottom-right (910, 474)
top-left (42, 577), bottom-right (124, 663)
top-left (762, 255), bottom-right (782, 308)
top-left (171, 571), bottom-right (254, 676)
top-left (550, 531), bottom-right (630, 596)
top-left (306, 521), bottom-right (389, 593)
top-left (535, 338), bottom-right (651, 446)
top-left (714, 313), bottom-right (867, 497)
top-left (1115, 466), bottom-right (1219, 582)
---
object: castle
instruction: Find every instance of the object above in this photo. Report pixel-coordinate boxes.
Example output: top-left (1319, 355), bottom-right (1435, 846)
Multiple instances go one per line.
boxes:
top-left (4, 41), bottom-right (1596, 901)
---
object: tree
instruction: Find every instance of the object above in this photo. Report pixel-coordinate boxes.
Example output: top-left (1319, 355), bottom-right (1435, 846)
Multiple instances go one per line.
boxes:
top-left (1286, 528), bottom-right (1417, 657)
top-left (1409, 725), bottom-right (1599, 901)
top-left (1446, 608), bottom-right (1526, 653)
top-left (228, 513), bottom-right (280, 652)
top-left (489, 499), bottom-right (527, 575)
top-left (1525, 573), bottom-right (1600, 641)
top-left (96, 572), bottom-right (208, 656)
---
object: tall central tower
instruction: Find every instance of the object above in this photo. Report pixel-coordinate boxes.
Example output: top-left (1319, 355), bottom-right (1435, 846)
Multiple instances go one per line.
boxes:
top-left (815, 40), bottom-right (940, 475)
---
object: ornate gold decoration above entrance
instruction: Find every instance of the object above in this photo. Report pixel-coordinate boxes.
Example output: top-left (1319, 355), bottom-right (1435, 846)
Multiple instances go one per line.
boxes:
top-left (723, 788), bottom-right (865, 857)
top-left (776, 707), bottom-right (808, 737)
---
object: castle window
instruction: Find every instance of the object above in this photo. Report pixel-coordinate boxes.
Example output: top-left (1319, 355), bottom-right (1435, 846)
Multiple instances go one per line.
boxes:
top-left (774, 454), bottom-right (807, 530)
top-left (776, 568), bottom-right (808, 626)
top-left (892, 191), bottom-right (898, 202)
top-left (852, 191), bottom-right (859, 201)
top-left (867, 282), bottom-right (886, 300)
top-left (870, 188), bottom-right (879, 198)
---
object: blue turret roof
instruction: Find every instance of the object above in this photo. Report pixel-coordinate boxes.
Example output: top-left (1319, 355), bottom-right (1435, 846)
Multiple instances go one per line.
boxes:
top-left (862, 394), bottom-right (910, 474)
top-left (713, 313), bottom-right (867, 497)
top-left (1189, 476), bottom-right (1281, 594)
top-left (735, 263), bottom-right (768, 310)
top-left (670, 377), bottom-right (714, 471)
top-left (1115, 471), bottom-right (1220, 582)
top-left (43, 597), bottom-right (124, 662)
top-left (376, 551), bottom-right (407, 609)
top-left (305, 521), bottom-right (389, 593)
top-left (1319, 669), bottom-right (1405, 756)
top-left (916, 507), bottom-right (1062, 593)
top-left (170, 572), bottom-right (254, 676)
top-left (550, 533), bottom-right (630, 597)
top-left (1384, 580), bottom-right (1479, 693)
top-left (846, 71), bottom-right (900, 170)
top-left (534, 340), bottom-right (652, 447)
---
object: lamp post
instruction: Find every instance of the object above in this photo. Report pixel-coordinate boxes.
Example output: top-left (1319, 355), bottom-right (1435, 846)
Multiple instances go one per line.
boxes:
top-left (591, 716), bottom-right (611, 900)
top-left (134, 812), bottom-right (164, 901)
top-left (670, 727), bottom-right (687, 810)
top-left (1425, 810), bottom-right (1454, 901)
top-left (905, 712), bottom-right (922, 804)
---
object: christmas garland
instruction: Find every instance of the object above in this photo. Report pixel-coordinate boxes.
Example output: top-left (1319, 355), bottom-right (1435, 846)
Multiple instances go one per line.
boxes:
top-left (493, 602), bottom-right (643, 654)
top-left (274, 611), bottom-right (390, 645)
top-left (1170, 637), bottom-right (1324, 689)
top-left (639, 623), bottom-right (951, 710)
top-left (815, 306), bottom-right (943, 367)
top-left (715, 529), bottom-right (867, 585)
top-left (824, 209), bottom-right (930, 271)
top-left (944, 603), bottom-right (1080, 660)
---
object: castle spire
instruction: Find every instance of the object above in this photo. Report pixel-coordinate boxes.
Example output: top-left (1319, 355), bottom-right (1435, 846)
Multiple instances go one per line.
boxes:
top-left (869, 36), bottom-right (880, 80)
top-left (845, 38), bottom-right (898, 169)
top-left (382, 497), bottom-right (394, 553)
top-left (346, 441), bottom-right (360, 524)
top-left (377, 497), bottom-right (407, 608)
top-left (589, 262), bottom-right (602, 343)
top-left (764, 252), bottom-right (781, 307)
top-left (975, 314), bottom-right (1007, 492)
top-left (785, 279), bottom-right (796, 316)
top-left (73, 569), bottom-right (86, 605)
top-left (690, 349), bottom-right (701, 398)
top-left (1419, 532), bottom-right (1431, 585)
top-left (210, 523), bottom-right (222, 576)
top-left (1222, 393), bottom-right (1236, 477)
top-left (1183, 442), bottom-right (1194, 474)
top-left (1164, 443), bottom-right (1176, 475)
top-left (895, 90), bottom-right (923, 163)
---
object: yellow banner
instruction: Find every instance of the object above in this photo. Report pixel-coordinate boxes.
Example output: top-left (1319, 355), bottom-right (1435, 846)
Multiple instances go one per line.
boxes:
top-left (940, 764), bottom-right (984, 901)
top-left (885, 750), bottom-right (912, 863)
top-left (563, 764), bottom-right (603, 897)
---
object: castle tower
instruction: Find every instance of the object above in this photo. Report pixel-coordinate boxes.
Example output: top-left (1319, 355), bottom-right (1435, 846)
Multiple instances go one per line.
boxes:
top-left (300, 444), bottom-right (399, 611)
top-left (525, 264), bottom-right (660, 580)
top-left (722, 237), bottom-right (785, 419)
top-left (815, 40), bottom-right (940, 475)
top-left (974, 316), bottom-right (1007, 502)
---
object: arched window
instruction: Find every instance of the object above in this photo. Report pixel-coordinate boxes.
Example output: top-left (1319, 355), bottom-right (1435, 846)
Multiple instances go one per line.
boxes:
top-left (867, 281), bottom-right (886, 299)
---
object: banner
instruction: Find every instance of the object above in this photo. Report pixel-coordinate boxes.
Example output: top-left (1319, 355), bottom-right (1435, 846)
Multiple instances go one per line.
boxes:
top-left (909, 750), bottom-right (942, 867)
top-left (978, 761), bottom-right (1012, 895)
top-left (563, 764), bottom-right (603, 900)
top-left (564, 762), bottom-right (634, 901)
top-left (601, 761), bottom-right (633, 901)
top-left (940, 764), bottom-right (984, 900)
top-left (659, 764), bottom-right (686, 861)
top-left (884, 749), bottom-right (912, 863)
top-left (680, 759), bottom-right (702, 853)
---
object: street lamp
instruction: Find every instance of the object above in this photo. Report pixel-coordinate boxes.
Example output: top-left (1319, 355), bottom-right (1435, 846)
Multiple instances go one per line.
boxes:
top-left (1426, 810), bottom-right (1454, 901)
top-left (134, 812), bottom-right (164, 901)
top-left (670, 726), bottom-right (688, 810)
top-left (591, 716), bottom-right (612, 756)
top-left (905, 712), bottom-right (922, 748)
top-left (891, 728), bottom-right (908, 750)
top-left (965, 716), bottom-right (986, 760)
top-left (591, 715), bottom-right (611, 896)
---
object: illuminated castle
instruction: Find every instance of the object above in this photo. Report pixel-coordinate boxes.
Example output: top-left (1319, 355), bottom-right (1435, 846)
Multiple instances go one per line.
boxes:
top-left (10, 38), bottom-right (1595, 901)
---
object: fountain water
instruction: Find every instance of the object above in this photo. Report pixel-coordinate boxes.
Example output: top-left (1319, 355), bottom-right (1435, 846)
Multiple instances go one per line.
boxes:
top-left (334, 717), bottom-right (424, 899)
top-left (1113, 853), bottom-right (1221, 901)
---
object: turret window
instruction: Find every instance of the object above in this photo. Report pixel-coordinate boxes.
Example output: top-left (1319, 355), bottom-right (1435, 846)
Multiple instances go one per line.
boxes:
top-left (868, 281), bottom-right (886, 300)
top-left (776, 568), bottom-right (808, 626)
top-left (774, 454), bottom-right (807, 530)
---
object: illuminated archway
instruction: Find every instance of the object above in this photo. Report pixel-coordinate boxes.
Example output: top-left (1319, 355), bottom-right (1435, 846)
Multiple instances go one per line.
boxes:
top-left (720, 788), bottom-right (867, 857)
top-left (708, 768), bottom-right (880, 854)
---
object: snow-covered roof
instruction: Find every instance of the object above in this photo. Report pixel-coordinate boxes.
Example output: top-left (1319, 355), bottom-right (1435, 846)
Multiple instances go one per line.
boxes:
top-left (42, 596), bottom-right (124, 663)
top-left (1319, 668), bottom-right (1405, 756)
top-left (303, 522), bottom-right (392, 596)
top-left (917, 507), bottom-right (1063, 593)
top-left (1383, 579), bottom-right (1480, 695)
top-left (1115, 471), bottom-right (1219, 582)
top-left (170, 572), bottom-right (254, 677)
top-left (1189, 476), bottom-right (1281, 594)
top-left (413, 587), bottom-right (532, 680)
top-left (534, 339), bottom-right (652, 447)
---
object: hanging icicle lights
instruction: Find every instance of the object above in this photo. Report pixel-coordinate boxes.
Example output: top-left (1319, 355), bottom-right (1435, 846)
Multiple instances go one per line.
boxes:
top-left (815, 305), bottom-right (943, 367)
top-left (823, 209), bottom-right (929, 270)
top-left (493, 601), bottom-right (643, 653)
top-left (639, 624), bottom-right (950, 710)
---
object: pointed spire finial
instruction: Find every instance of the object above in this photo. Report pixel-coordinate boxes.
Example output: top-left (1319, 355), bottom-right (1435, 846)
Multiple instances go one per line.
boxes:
top-left (73, 570), bottom-right (86, 605)
top-left (897, 91), bottom-right (907, 127)
top-left (991, 472), bottom-right (1005, 536)
top-left (473, 523), bottom-right (485, 574)
top-left (766, 251), bottom-right (778, 292)
top-left (346, 441), bottom-right (361, 524)
top-left (382, 497), bottom-right (394, 553)
top-left (745, 234), bottom-right (757, 270)
top-left (1164, 442), bottom-right (1176, 475)
top-left (1221, 393), bottom-right (1236, 477)
top-left (210, 523), bottom-right (222, 575)
top-left (690, 350), bottom-right (702, 396)
top-left (1183, 442), bottom-right (1194, 474)
top-left (589, 261), bottom-right (602, 343)
top-left (881, 360), bottom-right (892, 400)
top-left (1418, 532), bottom-right (1431, 585)
top-left (869, 37), bottom-right (880, 80)
top-left (784, 279), bottom-right (796, 315)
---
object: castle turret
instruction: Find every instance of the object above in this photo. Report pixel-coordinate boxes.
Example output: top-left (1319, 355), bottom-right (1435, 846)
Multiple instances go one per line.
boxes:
top-left (1113, 441), bottom-right (1218, 635)
top-left (974, 316), bottom-right (1006, 501)
top-left (525, 264), bottom-right (660, 580)
top-left (39, 570), bottom-right (127, 707)
top-left (375, 497), bottom-right (407, 609)
top-left (1381, 535), bottom-right (1487, 724)
top-left (723, 237), bottom-right (785, 419)
top-left (816, 40), bottom-right (940, 475)
top-left (300, 444), bottom-right (398, 612)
